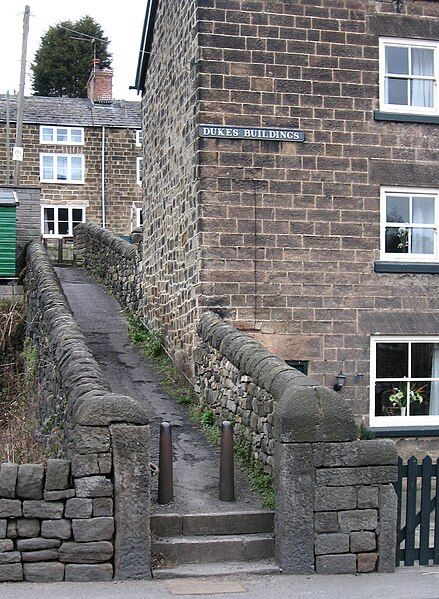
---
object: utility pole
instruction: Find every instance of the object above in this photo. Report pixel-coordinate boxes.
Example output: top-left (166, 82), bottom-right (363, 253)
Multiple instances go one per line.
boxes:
top-left (6, 91), bottom-right (11, 184)
top-left (13, 5), bottom-right (30, 186)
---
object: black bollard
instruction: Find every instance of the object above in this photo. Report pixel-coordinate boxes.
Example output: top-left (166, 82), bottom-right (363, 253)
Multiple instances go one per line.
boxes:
top-left (219, 421), bottom-right (235, 502)
top-left (57, 237), bottom-right (63, 264)
top-left (158, 421), bottom-right (174, 505)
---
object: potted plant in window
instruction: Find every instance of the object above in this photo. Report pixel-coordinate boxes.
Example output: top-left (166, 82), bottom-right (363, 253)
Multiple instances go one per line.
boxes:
top-left (387, 384), bottom-right (425, 416)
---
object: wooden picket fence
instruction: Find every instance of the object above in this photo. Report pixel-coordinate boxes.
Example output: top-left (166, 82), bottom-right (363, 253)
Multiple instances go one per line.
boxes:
top-left (395, 456), bottom-right (439, 566)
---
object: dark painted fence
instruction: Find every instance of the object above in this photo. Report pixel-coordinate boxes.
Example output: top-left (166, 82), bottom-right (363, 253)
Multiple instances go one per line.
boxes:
top-left (395, 456), bottom-right (439, 566)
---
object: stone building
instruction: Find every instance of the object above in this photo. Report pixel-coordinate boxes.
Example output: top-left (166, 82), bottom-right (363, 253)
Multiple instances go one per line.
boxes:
top-left (134, 0), bottom-right (439, 451)
top-left (0, 65), bottom-right (142, 238)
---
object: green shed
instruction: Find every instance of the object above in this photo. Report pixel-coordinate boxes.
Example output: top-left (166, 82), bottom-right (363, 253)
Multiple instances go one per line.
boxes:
top-left (0, 190), bottom-right (19, 277)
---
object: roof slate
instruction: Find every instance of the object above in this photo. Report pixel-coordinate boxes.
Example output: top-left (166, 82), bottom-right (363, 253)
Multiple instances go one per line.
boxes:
top-left (0, 95), bottom-right (141, 129)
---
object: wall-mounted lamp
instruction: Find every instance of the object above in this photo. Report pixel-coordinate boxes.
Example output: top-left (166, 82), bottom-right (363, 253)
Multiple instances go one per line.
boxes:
top-left (393, 0), bottom-right (404, 14)
top-left (333, 371), bottom-right (347, 392)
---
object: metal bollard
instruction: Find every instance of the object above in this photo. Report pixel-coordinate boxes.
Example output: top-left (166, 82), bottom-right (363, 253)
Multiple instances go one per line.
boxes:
top-left (219, 421), bottom-right (235, 502)
top-left (158, 421), bottom-right (174, 505)
top-left (57, 237), bottom-right (63, 263)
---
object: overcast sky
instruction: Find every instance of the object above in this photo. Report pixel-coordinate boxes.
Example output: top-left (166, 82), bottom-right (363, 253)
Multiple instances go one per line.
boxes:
top-left (0, 0), bottom-right (147, 101)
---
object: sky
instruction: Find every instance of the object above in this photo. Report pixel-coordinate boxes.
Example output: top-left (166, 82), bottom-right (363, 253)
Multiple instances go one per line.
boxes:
top-left (0, 0), bottom-right (147, 101)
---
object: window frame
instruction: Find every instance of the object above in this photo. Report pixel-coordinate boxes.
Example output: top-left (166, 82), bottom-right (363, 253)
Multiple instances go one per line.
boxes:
top-left (370, 335), bottom-right (439, 428)
top-left (379, 37), bottom-right (439, 116)
top-left (136, 157), bottom-right (143, 185)
top-left (41, 204), bottom-right (86, 238)
top-left (380, 186), bottom-right (439, 263)
top-left (135, 130), bottom-right (142, 147)
top-left (39, 126), bottom-right (84, 145)
top-left (39, 153), bottom-right (85, 184)
top-left (135, 207), bottom-right (143, 227)
top-left (369, 335), bottom-right (439, 428)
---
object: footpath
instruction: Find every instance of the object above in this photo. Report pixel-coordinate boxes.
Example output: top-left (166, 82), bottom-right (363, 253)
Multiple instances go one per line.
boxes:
top-left (54, 265), bottom-right (264, 515)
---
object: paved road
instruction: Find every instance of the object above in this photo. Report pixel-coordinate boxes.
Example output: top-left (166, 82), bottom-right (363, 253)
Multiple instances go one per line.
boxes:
top-left (55, 266), bottom-right (263, 514)
top-left (2, 567), bottom-right (439, 598)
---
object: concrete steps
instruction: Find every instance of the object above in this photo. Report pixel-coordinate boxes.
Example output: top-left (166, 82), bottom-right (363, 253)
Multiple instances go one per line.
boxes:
top-left (153, 559), bottom-right (280, 579)
top-left (151, 510), bottom-right (274, 537)
top-left (151, 510), bottom-right (278, 578)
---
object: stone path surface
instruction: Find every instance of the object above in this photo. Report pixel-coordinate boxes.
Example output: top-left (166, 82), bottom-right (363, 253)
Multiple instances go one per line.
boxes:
top-left (55, 266), bottom-right (264, 515)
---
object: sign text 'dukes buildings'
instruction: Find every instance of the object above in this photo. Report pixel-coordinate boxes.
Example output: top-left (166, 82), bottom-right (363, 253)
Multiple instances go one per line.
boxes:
top-left (198, 125), bottom-right (305, 142)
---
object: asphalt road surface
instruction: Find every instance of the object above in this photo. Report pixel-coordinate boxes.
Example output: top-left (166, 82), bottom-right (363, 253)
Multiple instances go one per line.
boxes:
top-left (2, 567), bottom-right (439, 599)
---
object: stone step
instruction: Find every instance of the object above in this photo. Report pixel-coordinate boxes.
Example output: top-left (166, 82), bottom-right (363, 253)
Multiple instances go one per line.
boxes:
top-left (151, 510), bottom-right (274, 537)
top-left (153, 559), bottom-right (281, 579)
top-left (152, 533), bottom-right (274, 565)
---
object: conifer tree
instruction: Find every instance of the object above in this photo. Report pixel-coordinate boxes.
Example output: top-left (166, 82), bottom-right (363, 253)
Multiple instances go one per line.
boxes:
top-left (31, 16), bottom-right (111, 97)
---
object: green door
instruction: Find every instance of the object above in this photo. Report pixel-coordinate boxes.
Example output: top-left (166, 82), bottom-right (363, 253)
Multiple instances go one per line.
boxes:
top-left (0, 205), bottom-right (17, 277)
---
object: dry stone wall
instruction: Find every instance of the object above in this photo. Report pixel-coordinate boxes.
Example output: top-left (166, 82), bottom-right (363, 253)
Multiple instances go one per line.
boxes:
top-left (196, 310), bottom-right (397, 575)
top-left (0, 243), bottom-right (150, 583)
top-left (74, 223), bottom-right (141, 313)
top-left (195, 329), bottom-right (278, 476)
top-left (0, 460), bottom-right (114, 583)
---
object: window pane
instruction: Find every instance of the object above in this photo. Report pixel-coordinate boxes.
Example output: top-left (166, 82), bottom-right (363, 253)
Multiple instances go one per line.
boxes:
top-left (386, 77), bottom-right (408, 105)
top-left (42, 156), bottom-right (54, 179)
top-left (386, 195), bottom-right (409, 223)
top-left (411, 48), bottom-right (434, 76)
top-left (376, 343), bottom-right (408, 378)
top-left (385, 227), bottom-right (408, 253)
top-left (408, 381), bottom-right (430, 416)
top-left (72, 208), bottom-right (83, 223)
top-left (56, 128), bottom-right (68, 142)
top-left (411, 343), bottom-right (434, 378)
top-left (44, 207), bottom-right (54, 221)
top-left (58, 208), bottom-right (68, 221)
top-left (71, 129), bottom-right (83, 143)
top-left (412, 196), bottom-right (435, 224)
top-left (58, 221), bottom-right (69, 235)
top-left (70, 157), bottom-right (83, 181)
top-left (375, 381), bottom-right (408, 417)
top-left (43, 207), bottom-right (55, 235)
top-left (42, 127), bottom-right (53, 141)
top-left (385, 46), bottom-right (409, 75)
top-left (44, 220), bottom-right (55, 235)
top-left (56, 156), bottom-right (68, 180)
top-left (411, 228), bottom-right (434, 254)
top-left (411, 79), bottom-right (434, 108)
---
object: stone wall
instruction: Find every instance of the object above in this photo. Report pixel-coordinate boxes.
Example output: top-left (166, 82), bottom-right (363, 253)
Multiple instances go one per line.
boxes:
top-left (196, 315), bottom-right (283, 476)
top-left (0, 459), bottom-right (114, 583)
top-left (0, 242), bottom-right (150, 583)
top-left (74, 223), bottom-right (141, 314)
top-left (140, 0), bottom-right (201, 374)
top-left (196, 311), bottom-right (397, 575)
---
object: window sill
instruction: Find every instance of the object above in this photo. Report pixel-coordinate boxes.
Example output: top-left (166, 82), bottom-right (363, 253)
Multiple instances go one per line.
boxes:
top-left (374, 110), bottom-right (439, 125)
top-left (371, 427), bottom-right (439, 438)
top-left (374, 261), bottom-right (439, 274)
top-left (40, 181), bottom-right (84, 185)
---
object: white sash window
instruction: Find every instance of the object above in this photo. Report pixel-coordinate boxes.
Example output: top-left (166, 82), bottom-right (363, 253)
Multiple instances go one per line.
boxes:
top-left (379, 38), bottom-right (439, 115)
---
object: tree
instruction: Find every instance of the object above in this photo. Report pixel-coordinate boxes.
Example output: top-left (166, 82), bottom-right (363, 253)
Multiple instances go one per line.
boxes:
top-left (31, 16), bottom-right (112, 98)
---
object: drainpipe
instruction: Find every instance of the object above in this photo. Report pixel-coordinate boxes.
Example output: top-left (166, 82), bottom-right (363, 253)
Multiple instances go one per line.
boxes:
top-left (101, 125), bottom-right (106, 228)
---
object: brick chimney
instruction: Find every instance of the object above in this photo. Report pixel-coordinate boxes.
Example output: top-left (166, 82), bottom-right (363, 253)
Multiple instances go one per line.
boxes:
top-left (86, 59), bottom-right (113, 103)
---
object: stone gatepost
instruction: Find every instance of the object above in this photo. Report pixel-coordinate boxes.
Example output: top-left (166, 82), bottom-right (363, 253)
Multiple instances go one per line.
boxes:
top-left (274, 384), bottom-right (397, 575)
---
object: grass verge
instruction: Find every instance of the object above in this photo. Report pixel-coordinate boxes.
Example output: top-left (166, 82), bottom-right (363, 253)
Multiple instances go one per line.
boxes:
top-left (0, 301), bottom-right (47, 463)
